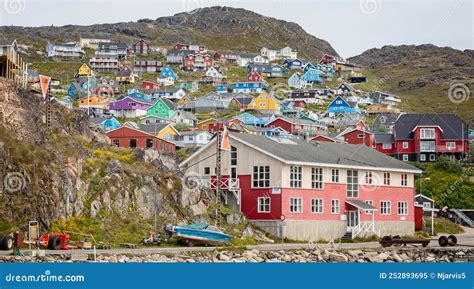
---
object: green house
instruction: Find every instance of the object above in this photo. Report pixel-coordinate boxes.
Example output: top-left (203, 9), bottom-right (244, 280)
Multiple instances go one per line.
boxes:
top-left (146, 98), bottom-right (177, 119)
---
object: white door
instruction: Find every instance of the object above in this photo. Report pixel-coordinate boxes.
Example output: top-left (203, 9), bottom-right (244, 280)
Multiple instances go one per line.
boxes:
top-left (347, 211), bottom-right (359, 230)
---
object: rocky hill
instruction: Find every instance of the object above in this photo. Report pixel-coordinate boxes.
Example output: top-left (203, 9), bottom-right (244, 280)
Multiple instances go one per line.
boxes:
top-left (0, 80), bottom-right (213, 243)
top-left (349, 45), bottom-right (474, 125)
top-left (0, 6), bottom-right (338, 61)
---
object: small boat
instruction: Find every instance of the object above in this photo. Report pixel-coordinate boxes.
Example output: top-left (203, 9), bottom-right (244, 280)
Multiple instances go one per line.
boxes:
top-left (164, 223), bottom-right (232, 246)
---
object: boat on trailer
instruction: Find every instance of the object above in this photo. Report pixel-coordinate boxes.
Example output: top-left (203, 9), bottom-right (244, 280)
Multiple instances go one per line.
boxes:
top-left (164, 223), bottom-right (232, 246)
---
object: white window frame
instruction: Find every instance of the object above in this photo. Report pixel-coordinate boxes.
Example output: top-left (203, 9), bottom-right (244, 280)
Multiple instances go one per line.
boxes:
top-left (311, 167), bottom-right (323, 189)
top-left (311, 198), bottom-right (324, 214)
top-left (365, 171), bottom-right (373, 185)
top-left (112, 139), bottom-right (120, 147)
top-left (347, 170), bottom-right (359, 198)
top-left (258, 197), bottom-right (271, 213)
top-left (289, 198), bottom-right (303, 213)
top-left (290, 166), bottom-right (302, 188)
top-left (420, 154), bottom-right (426, 161)
top-left (331, 199), bottom-right (340, 214)
top-left (252, 166), bottom-right (270, 188)
top-left (420, 141), bottom-right (436, 152)
top-left (365, 200), bottom-right (373, 214)
top-left (402, 142), bottom-right (409, 149)
top-left (429, 154), bottom-right (436, 161)
top-left (398, 201), bottom-right (408, 215)
top-left (423, 202), bottom-right (432, 209)
top-left (383, 172), bottom-right (391, 186)
top-left (381, 201), bottom-right (391, 215)
top-left (446, 142), bottom-right (456, 150)
top-left (382, 143), bottom-right (392, 149)
top-left (401, 173), bottom-right (408, 186)
top-left (332, 169), bottom-right (339, 183)
top-left (420, 128), bottom-right (435, 139)
top-left (402, 154), bottom-right (408, 161)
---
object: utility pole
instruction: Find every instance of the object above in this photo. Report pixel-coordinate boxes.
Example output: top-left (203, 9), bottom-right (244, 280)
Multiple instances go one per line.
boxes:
top-left (45, 90), bottom-right (51, 128)
top-left (215, 131), bottom-right (222, 226)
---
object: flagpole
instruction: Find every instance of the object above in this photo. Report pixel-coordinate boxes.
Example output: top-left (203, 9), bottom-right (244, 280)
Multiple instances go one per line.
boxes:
top-left (215, 129), bottom-right (222, 226)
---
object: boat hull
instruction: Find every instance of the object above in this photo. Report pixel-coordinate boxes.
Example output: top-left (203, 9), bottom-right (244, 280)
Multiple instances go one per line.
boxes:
top-left (173, 226), bottom-right (232, 245)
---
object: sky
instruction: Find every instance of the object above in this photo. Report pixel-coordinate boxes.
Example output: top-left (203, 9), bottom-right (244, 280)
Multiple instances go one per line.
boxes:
top-left (0, 0), bottom-right (472, 57)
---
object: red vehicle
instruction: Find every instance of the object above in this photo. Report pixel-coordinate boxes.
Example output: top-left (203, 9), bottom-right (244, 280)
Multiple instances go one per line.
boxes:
top-left (39, 233), bottom-right (71, 250)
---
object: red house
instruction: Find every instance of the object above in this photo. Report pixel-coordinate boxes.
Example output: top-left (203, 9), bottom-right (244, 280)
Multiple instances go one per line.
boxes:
top-left (311, 135), bottom-right (344, 143)
top-left (133, 39), bottom-right (150, 55)
top-left (339, 128), bottom-right (375, 147)
top-left (247, 71), bottom-right (264, 82)
top-left (142, 81), bottom-right (160, 91)
top-left (182, 53), bottom-right (213, 71)
top-left (175, 43), bottom-right (206, 53)
top-left (106, 126), bottom-right (176, 153)
top-left (319, 54), bottom-right (336, 64)
top-left (267, 117), bottom-right (327, 137)
top-left (374, 133), bottom-right (396, 155)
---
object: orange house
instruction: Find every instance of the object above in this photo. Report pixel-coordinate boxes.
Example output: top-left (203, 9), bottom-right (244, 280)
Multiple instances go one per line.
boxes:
top-left (197, 118), bottom-right (217, 131)
top-left (79, 95), bottom-right (109, 109)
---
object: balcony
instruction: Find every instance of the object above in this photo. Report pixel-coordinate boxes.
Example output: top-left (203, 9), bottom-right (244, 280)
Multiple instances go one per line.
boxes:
top-left (202, 176), bottom-right (240, 191)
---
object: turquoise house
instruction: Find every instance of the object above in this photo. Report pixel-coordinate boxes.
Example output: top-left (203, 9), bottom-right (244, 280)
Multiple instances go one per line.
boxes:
top-left (288, 72), bottom-right (307, 88)
top-left (328, 96), bottom-right (359, 114)
top-left (160, 65), bottom-right (178, 80)
top-left (304, 68), bottom-right (321, 83)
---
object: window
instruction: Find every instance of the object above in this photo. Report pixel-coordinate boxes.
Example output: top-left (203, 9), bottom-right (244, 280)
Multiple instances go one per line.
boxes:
top-left (402, 154), bottom-right (408, 161)
top-left (446, 142), bottom-right (456, 150)
top-left (347, 170), bottom-right (359, 197)
top-left (365, 200), bottom-right (373, 214)
top-left (365, 171), bottom-right (373, 185)
top-left (129, 139), bottom-right (137, 148)
top-left (311, 167), bottom-right (323, 189)
top-left (398, 201), bottom-right (408, 215)
top-left (420, 154), bottom-right (426, 161)
top-left (420, 141), bottom-right (435, 152)
top-left (382, 143), bottom-right (392, 149)
top-left (357, 134), bottom-right (365, 138)
top-left (253, 166), bottom-right (270, 188)
top-left (311, 199), bottom-right (323, 213)
top-left (403, 142), bottom-right (409, 149)
top-left (381, 201), bottom-right (391, 215)
top-left (290, 166), bottom-right (302, 188)
top-left (430, 154), bottom-right (436, 161)
top-left (204, 167), bottom-right (211, 175)
top-left (401, 174), bottom-right (408, 186)
top-left (383, 172), bottom-right (391, 185)
top-left (420, 128), bottom-right (435, 139)
top-left (146, 138), bottom-right (154, 148)
top-left (423, 202), bottom-right (432, 209)
top-left (289, 198), bottom-right (303, 213)
top-left (258, 197), bottom-right (270, 213)
top-left (332, 169), bottom-right (339, 182)
top-left (112, 139), bottom-right (120, 147)
top-left (331, 199), bottom-right (340, 214)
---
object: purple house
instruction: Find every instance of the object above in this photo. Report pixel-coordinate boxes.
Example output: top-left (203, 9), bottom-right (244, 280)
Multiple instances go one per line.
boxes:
top-left (109, 96), bottom-right (152, 118)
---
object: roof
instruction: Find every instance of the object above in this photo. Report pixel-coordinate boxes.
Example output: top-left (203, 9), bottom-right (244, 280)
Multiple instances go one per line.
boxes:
top-left (175, 110), bottom-right (198, 121)
top-left (0, 39), bottom-right (15, 46)
top-left (225, 133), bottom-right (421, 173)
top-left (373, 113), bottom-right (400, 126)
top-left (233, 95), bottom-right (254, 105)
top-left (394, 114), bottom-right (468, 140)
top-left (89, 116), bottom-right (115, 125)
top-left (346, 200), bottom-right (378, 211)
top-left (139, 123), bottom-right (170, 134)
top-left (374, 133), bottom-right (394, 143)
top-left (160, 98), bottom-right (177, 110)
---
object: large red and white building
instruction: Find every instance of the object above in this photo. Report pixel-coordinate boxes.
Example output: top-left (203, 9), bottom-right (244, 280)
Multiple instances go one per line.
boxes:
top-left (180, 132), bottom-right (421, 241)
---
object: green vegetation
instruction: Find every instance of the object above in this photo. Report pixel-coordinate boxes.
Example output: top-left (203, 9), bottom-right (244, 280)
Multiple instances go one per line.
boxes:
top-left (415, 156), bottom-right (474, 209)
top-left (423, 217), bottom-right (464, 234)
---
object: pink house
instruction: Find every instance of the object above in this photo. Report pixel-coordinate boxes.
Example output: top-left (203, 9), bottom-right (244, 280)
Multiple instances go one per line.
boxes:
top-left (180, 132), bottom-right (421, 241)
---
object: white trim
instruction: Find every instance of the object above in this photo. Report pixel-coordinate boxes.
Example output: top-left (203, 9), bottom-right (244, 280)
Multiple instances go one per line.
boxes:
top-left (311, 198), bottom-right (324, 214)
top-left (397, 201), bottom-right (408, 215)
top-left (289, 197), bottom-right (303, 214)
top-left (257, 197), bottom-right (271, 213)
top-left (415, 194), bottom-right (435, 203)
top-left (331, 199), bottom-right (340, 214)
top-left (380, 200), bottom-right (391, 215)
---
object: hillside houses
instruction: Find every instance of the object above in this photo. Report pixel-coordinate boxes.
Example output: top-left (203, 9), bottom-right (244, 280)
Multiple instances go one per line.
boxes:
top-left (46, 42), bottom-right (84, 59)
top-left (260, 46), bottom-right (297, 60)
top-left (98, 42), bottom-right (127, 59)
top-left (182, 53), bottom-right (213, 71)
top-left (90, 54), bottom-right (119, 72)
top-left (79, 36), bottom-right (110, 49)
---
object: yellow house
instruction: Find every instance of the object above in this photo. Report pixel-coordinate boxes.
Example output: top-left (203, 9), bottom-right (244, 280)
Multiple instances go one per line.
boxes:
top-left (248, 91), bottom-right (281, 114)
top-left (76, 63), bottom-right (95, 77)
top-left (116, 68), bottom-right (139, 84)
top-left (197, 118), bottom-right (216, 131)
top-left (178, 95), bottom-right (192, 107)
top-left (139, 123), bottom-right (180, 141)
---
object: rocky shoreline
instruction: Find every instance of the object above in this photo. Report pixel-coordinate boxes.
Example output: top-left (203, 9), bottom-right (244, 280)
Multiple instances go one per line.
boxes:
top-left (1, 248), bottom-right (472, 263)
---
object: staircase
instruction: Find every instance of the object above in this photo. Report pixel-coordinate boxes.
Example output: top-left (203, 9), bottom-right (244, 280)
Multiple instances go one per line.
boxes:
top-left (451, 209), bottom-right (474, 227)
top-left (341, 231), bottom-right (352, 241)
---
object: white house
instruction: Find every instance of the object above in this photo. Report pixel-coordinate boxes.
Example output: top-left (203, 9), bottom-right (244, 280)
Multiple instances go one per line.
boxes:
top-left (205, 67), bottom-right (224, 79)
top-left (252, 55), bottom-right (269, 65)
top-left (260, 46), bottom-right (297, 61)
top-left (176, 130), bottom-right (212, 147)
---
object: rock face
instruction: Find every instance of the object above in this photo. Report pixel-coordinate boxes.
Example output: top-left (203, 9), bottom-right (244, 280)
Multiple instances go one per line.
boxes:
top-left (0, 81), bottom-right (210, 230)
top-left (0, 6), bottom-right (338, 61)
top-left (1, 248), bottom-right (472, 263)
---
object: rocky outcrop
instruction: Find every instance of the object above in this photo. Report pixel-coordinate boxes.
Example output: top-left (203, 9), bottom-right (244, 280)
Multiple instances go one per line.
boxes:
top-left (0, 81), bottom-right (210, 231)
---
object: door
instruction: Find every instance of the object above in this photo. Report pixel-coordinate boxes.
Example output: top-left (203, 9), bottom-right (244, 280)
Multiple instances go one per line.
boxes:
top-left (347, 210), bottom-right (359, 230)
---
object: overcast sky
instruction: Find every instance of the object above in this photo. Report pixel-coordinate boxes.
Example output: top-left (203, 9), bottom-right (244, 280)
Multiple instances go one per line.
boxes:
top-left (0, 0), bottom-right (472, 57)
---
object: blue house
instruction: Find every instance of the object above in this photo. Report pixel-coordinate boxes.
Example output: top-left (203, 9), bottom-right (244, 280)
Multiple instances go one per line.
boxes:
top-left (160, 65), bottom-right (178, 80)
top-left (247, 65), bottom-right (288, 78)
top-left (216, 85), bottom-right (228, 94)
top-left (288, 72), bottom-right (307, 88)
top-left (67, 82), bottom-right (78, 98)
top-left (303, 62), bottom-right (316, 74)
top-left (232, 82), bottom-right (264, 93)
top-left (232, 112), bottom-right (266, 126)
top-left (129, 92), bottom-right (152, 102)
top-left (89, 116), bottom-right (121, 131)
top-left (283, 58), bottom-right (304, 70)
top-left (304, 68), bottom-right (321, 84)
top-left (327, 96), bottom-right (359, 114)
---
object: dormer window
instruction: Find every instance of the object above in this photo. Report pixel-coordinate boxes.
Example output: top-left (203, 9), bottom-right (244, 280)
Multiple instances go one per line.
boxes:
top-left (420, 128), bottom-right (435, 139)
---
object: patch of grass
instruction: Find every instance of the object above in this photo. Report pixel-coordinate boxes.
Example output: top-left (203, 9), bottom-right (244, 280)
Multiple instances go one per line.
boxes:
top-left (424, 217), bottom-right (464, 234)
